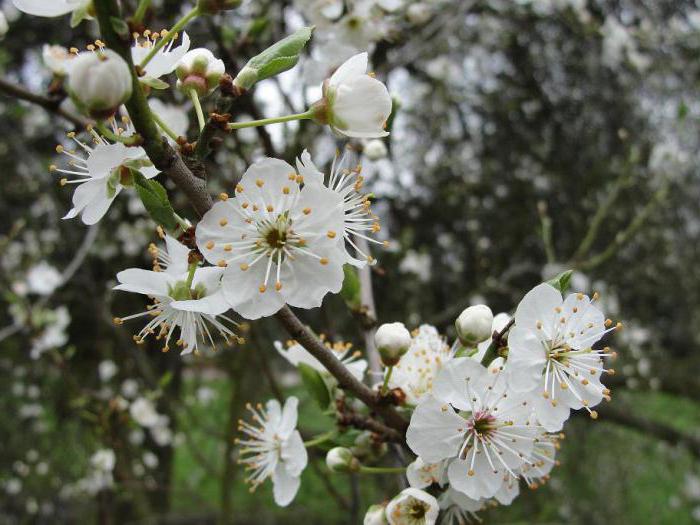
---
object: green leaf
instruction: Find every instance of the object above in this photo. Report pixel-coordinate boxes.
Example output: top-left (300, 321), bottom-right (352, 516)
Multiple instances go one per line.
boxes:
top-left (546, 269), bottom-right (574, 294)
top-left (134, 174), bottom-right (179, 231)
top-left (110, 16), bottom-right (131, 38)
top-left (340, 265), bottom-right (361, 309)
top-left (140, 77), bottom-right (170, 90)
top-left (234, 26), bottom-right (313, 89)
top-left (298, 363), bottom-right (331, 409)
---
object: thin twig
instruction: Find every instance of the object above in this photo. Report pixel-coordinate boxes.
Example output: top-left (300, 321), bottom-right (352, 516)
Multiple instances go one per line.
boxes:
top-left (0, 77), bottom-right (88, 128)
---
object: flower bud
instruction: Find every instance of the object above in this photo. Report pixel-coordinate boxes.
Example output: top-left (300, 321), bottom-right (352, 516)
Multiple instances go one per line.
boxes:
top-left (175, 48), bottom-right (225, 97)
top-left (364, 503), bottom-right (388, 525)
top-left (197, 0), bottom-right (242, 14)
top-left (67, 49), bottom-right (132, 119)
top-left (455, 305), bottom-right (494, 346)
top-left (311, 52), bottom-right (392, 139)
top-left (326, 447), bottom-right (359, 473)
top-left (352, 431), bottom-right (387, 462)
top-left (363, 139), bottom-right (388, 161)
top-left (375, 322), bottom-right (411, 366)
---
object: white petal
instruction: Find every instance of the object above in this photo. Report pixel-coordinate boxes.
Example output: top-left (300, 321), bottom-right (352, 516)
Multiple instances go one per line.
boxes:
top-left (405, 396), bottom-right (466, 463)
top-left (271, 464), bottom-right (301, 507)
top-left (514, 283), bottom-right (562, 340)
top-left (332, 76), bottom-right (392, 138)
top-left (114, 269), bottom-right (172, 297)
top-left (280, 430), bottom-right (308, 477)
top-left (295, 149), bottom-right (325, 186)
top-left (13, 0), bottom-right (78, 16)
top-left (329, 52), bottom-right (368, 86)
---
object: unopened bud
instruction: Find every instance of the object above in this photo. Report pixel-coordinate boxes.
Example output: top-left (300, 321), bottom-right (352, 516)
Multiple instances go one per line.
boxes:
top-left (363, 139), bottom-right (388, 161)
top-left (375, 322), bottom-right (411, 366)
top-left (326, 447), bottom-right (359, 473)
top-left (67, 49), bottom-right (132, 119)
top-left (197, 0), bottom-right (242, 14)
top-left (352, 431), bottom-right (387, 462)
top-left (363, 503), bottom-right (388, 525)
top-left (176, 48), bottom-right (225, 96)
top-left (456, 305), bottom-right (493, 346)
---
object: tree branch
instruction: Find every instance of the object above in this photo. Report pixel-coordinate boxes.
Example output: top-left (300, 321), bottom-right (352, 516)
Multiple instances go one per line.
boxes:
top-left (0, 77), bottom-right (88, 128)
top-left (93, 0), bottom-right (212, 217)
top-left (276, 305), bottom-right (409, 435)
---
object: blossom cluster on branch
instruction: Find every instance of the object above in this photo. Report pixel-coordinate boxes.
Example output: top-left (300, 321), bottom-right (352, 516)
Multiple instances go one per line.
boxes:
top-left (7, 0), bottom-right (621, 523)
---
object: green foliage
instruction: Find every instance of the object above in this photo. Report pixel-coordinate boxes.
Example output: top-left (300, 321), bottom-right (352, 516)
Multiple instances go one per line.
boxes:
top-left (134, 174), bottom-right (179, 231)
top-left (546, 269), bottom-right (574, 294)
top-left (234, 27), bottom-right (313, 89)
top-left (297, 363), bottom-right (331, 410)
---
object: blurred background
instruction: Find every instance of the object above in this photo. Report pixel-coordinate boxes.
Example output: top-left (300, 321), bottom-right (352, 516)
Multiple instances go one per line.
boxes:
top-left (1, 0), bottom-right (699, 523)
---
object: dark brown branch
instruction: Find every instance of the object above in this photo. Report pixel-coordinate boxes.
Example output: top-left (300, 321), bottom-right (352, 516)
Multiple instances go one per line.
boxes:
top-left (93, 0), bottom-right (213, 217)
top-left (0, 77), bottom-right (88, 128)
top-left (276, 306), bottom-right (409, 435)
top-left (337, 411), bottom-right (404, 443)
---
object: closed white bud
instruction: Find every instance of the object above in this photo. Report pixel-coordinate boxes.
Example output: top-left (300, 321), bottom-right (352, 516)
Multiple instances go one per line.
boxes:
top-left (375, 322), bottom-right (411, 366)
top-left (67, 49), bottom-right (132, 118)
top-left (455, 304), bottom-right (494, 346)
top-left (311, 52), bottom-right (392, 139)
top-left (175, 48), bottom-right (225, 96)
top-left (364, 503), bottom-right (388, 525)
top-left (326, 447), bottom-right (359, 473)
top-left (407, 3), bottom-right (432, 25)
top-left (364, 139), bottom-right (388, 161)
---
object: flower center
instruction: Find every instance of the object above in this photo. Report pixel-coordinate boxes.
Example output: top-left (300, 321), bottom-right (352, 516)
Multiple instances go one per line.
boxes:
top-left (168, 280), bottom-right (207, 301)
top-left (408, 502), bottom-right (427, 519)
top-left (469, 411), bottom-right (496, 438)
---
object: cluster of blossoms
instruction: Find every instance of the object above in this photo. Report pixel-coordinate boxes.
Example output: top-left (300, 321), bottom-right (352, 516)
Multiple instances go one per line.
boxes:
top-left (14, 2), bottom-right (620, 523)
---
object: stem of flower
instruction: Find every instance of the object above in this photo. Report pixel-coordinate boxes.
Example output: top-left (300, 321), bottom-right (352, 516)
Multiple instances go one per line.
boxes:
top-left (96, 121), bottom-right (142, 146)
top-left (227, 110), bottom-right (314, 130)
top-left (150, 110), bottom-right (180, 142)
top-left (132, 0), bottom-right (151, 24)
top-left (139, 6), bottom-right (200, 69)
top-left (190, 89), bottom-right (206, 131)
top-left (381, 366), bottom-right (393, 395)
top-left (185, 261), bottom-right (198, 291)
top-left (358, 466), bottom-right (406, 475)
top-left (304, 430), bottom-right (336, 448)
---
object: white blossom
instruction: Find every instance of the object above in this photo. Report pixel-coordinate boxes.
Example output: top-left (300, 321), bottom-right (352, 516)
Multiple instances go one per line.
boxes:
top-left (52, 125), bottom-right (158, 225)
top-left (506, 283), bottom-right (616, 431)
top-left (67, 49), bottom-right (132, 117)
top-left (275, 339), bottom-right (367, 381)
top-left (406, 358), bottom-right (542, 500)
top-left (42, 45), bottom-right (74, 76)
top-left (237, 397), bottom-right (308, 507)
top-left (314, 52), bottom-right (392, 138)
top-left (114, 235), bottom-right (239, 355)
top-left (296, 149), bottom-right (384, 267)
top-left (129, 397), bottom-right (160, 428)
top-left (196, 157), bottom-right (346, 319)
top-left (26, 262), bottom-right (62, 295)
top-left (385, 488), bottom-right (439, 525)
top-left (387, 325), bottom-right (453, 405)
top-left (98, 360), bottom-right (118, 382)
top-left (131, 31), bottom-right (191, 82)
